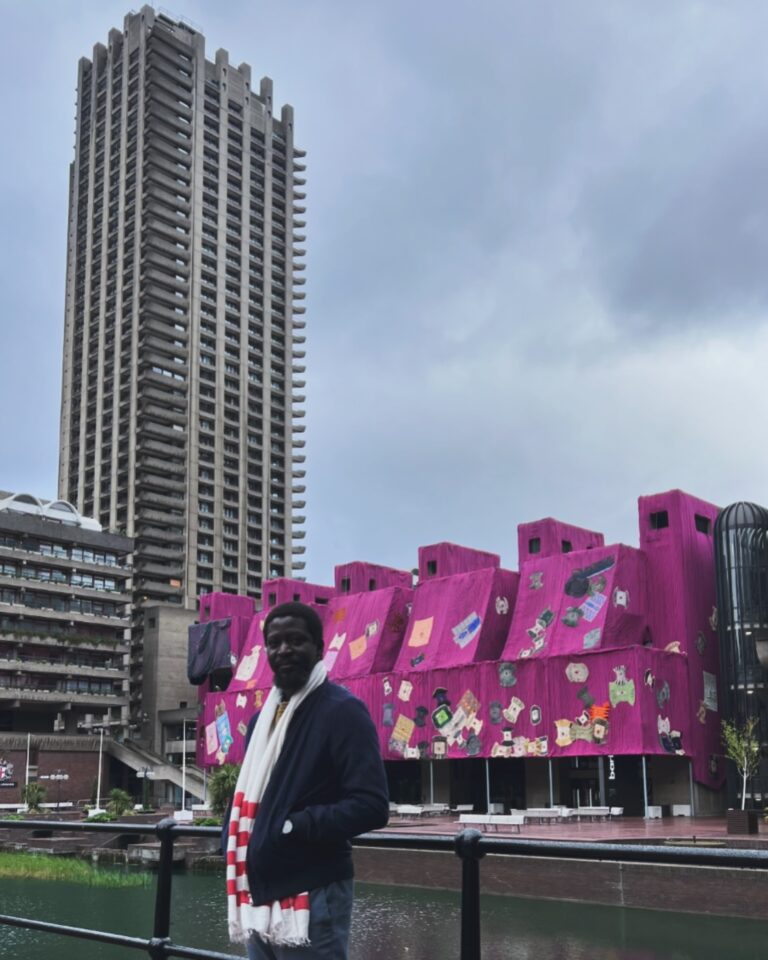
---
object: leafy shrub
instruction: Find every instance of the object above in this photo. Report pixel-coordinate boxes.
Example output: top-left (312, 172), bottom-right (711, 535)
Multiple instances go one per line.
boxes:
top-left (208, 763), bottom-right (241, 817)
top-left (106, 788), bottom-right (134, 817)
top-left (22, 782), bottom-right (46, 813)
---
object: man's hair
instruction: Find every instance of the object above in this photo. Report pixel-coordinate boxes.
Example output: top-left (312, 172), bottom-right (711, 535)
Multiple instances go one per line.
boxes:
top-left (263, 601), bottom-right (324, 652)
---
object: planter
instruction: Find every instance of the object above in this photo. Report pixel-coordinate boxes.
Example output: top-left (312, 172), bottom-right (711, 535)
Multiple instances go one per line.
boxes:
top-left (726, 809), bottom-right (759, 834)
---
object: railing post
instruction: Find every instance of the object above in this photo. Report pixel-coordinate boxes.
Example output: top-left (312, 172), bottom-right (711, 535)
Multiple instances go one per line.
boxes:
top-left (454, 828), bottom-right (485, 960)
top-left (151, 816), bottom-right (178, 958)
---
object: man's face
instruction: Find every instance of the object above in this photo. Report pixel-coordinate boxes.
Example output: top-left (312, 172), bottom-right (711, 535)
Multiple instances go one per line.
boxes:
top-left (266, 615), bottom-right (321, 695)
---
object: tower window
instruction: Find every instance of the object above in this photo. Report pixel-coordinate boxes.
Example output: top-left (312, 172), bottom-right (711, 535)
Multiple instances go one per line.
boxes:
top-left (341, 577), bottom-right (351, 593)
top-left (426, 560), bottom-right (437, 576)
top-left (695, 514), bottom-right (711, 535)
top-left (650, 511), bottom-right (669, 530)
top-left (368, 579), bottom-right (377, 591)
top-left (561, 540), bottom-right (572, 554)
top-left (528, 538), bottom-right (541, 555)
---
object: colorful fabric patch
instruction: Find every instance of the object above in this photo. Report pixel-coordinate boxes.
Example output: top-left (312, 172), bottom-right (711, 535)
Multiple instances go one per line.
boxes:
top-left (205, 721), bottom-right (218, 755)
top-left (398, 679), bottom-right (413, 702)
top-left (583, 628), bottom-right (601, 649)
top-left (581, 592), bottom-right (607, 622)
top-left (609, 678), bottom-right (635, 707)
top-left (392, 715), bottom-right (415, 743)
top-left (408, 617), bottom-right (434, 648)
top-left (495, 596), bottom-right (510, 615)
top-left (452, 612), bottom-right (482, 649)
top-left (215, 708), bottom-right (233, 755)
top-left (235, 645), bottom-right (262, 682)
top-left (612, 588), bottom-right (630, 608)
top-left (565, 662), bottom-right (589, 683)
top-left (457, 689), bottom-right (480, 716)
top-left (348, 635), bottom-right (367, 660)
top-left (555, 719), bottom-right (573, 747)
top-left (498, 662), bottom-right (517, 687)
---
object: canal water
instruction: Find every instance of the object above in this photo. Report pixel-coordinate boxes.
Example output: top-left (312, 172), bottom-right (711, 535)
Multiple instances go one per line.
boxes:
top-left (1, 869), bottom-right (767, 959)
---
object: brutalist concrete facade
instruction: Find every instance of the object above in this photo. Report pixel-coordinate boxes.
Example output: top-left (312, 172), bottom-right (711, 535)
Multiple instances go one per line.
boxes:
top-left (0, 492), bottom-right (131, 739)
top-left (58, 7), bottom-right (307, 724)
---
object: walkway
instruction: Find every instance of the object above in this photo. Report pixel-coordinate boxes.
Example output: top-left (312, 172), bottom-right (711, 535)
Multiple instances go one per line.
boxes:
top-left (378, 812), bottom-right (768, 846)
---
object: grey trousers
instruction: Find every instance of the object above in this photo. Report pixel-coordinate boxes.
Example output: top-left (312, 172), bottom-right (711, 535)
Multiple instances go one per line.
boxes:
top-left (246, 880), bottom-right (354, 960)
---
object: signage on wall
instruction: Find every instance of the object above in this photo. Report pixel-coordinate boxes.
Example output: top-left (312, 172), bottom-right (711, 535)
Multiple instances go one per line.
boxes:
top-left (608, 755), bottom-right (616, 781)
top-left (0, 758), bottom-right (17, 788)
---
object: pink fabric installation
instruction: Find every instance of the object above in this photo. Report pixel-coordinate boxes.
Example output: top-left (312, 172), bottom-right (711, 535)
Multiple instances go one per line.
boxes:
top-left (502, 544), bottom-right (649, 661)
top-left (196, 490), bottom-right (725, 789)
top-left (334, 561), bottom-right (412, 595)
top-left (417, 542), bottom-right (500, 580)
top-left (638, 490), bottom-right (722, 786)
top-left (517, 518), bottom-right (604, 565)
top-left (324, 587), bottom-right (412, 680)
top-left (199, 592), bottom-right (255, 624)
top-left (196, 586), bottom-right (333, 767)
top-left (394, 567), bottom-right (519, 672)
top-left (261, 577), bottom-right (335, 608)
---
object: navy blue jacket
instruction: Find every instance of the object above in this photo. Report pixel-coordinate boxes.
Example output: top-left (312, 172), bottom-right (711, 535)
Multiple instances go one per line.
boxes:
top-left (223, 680), bottom-right (389, 903)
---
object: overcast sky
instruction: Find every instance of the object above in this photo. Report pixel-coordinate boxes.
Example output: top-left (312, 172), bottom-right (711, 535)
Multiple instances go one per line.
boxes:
top-left (1, 1), bottom-right (767, 583)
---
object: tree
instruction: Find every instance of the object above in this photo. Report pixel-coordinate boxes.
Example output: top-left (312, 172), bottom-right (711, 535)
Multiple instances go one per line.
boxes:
top-left (21, 782), bottom-right (46, 813)
top-left (208, 763), bottom-right (241, 817)
top-left (107, 787), bottom-right (134, 817)
top-left (722, 717), bottom-right (761, 810)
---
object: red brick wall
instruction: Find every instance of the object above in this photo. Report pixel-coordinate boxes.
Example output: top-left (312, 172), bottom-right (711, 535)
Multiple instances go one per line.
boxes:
top-left (0, 749), bottom-right (106, 807)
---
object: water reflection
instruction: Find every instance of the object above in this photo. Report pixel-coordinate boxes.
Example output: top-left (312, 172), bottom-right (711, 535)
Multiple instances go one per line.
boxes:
top-left (0, 871), bottom-right (766, 959)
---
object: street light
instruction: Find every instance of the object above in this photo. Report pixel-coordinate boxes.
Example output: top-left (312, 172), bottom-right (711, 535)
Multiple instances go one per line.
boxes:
top-left (136, 766), bottom-right (155, 810)
top-left (181, 719), bottom-right (192, 813)
top-left (42, 770), bottom-right (69, 811)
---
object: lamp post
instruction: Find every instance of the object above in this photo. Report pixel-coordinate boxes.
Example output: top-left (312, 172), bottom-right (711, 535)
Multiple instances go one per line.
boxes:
top-left (49, 770), bottom-right (69, 811)
top-left (136, 766), bottom-right (154, 810)
top-left (96, 726), bottom-right (104, 811)
top-left (181, 719), bottom-right (192, 812)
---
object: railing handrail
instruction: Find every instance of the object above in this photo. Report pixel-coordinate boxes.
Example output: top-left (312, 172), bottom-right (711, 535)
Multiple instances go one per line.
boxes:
top-left (1, 818), bottom-right (767, 960)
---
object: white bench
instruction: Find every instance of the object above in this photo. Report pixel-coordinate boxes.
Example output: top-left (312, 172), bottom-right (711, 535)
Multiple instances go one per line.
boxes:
top-left (575, 806), bottom-right (610, 821)
top-left (525, 807), bottom-right (562, 822)
top-left (459, 813), bottom-right (524, 833)
top-left (671, 804), bottom-right (691, 817)
top-left (394, 804), bottom-right (425, 818)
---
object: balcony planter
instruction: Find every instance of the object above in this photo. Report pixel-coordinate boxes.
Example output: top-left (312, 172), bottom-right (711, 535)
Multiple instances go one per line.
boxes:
top-left (726, 808), bottom-right (759, 834)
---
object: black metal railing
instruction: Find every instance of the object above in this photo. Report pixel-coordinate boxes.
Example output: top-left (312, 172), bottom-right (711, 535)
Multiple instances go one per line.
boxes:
top-left (1, 819), bottom-right (768, 960)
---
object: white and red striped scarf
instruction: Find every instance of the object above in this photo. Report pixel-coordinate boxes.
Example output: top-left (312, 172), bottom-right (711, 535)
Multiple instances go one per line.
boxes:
top-left (226, 661), bottom-right (327, 946)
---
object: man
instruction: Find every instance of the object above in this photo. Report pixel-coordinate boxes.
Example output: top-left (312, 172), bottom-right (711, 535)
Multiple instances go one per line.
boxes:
top-left (225, 601), bottom-right (389, 960)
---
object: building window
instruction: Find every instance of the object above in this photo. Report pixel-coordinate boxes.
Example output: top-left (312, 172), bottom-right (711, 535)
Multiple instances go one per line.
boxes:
top-left (695, 514), bottom-right (711, 535)
top-left (427, 560), bottom-right (437, 576)
top-left (340, 578), bottom-right (350, 593)
top-left (650, 511), bottom-right (669, 530)
top-left (528, 538), bottom-right (541, 555)
top-left (561, 540), bottom-right (572, 553)
top-left (368, 579), bottom-right (377, 591)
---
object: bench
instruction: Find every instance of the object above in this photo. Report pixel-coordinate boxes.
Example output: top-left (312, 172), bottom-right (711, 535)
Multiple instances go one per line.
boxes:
top-left (524, 808), bottom-right (562, 822)
top-left (459, 813), bottom-right (524, 833)
top-left (671, 804), bottom-right (691, 817)
top-left (575, 806), bottom-right (610, 821)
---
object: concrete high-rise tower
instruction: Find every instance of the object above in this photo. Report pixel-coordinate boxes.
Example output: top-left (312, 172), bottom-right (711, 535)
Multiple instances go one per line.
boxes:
top-left (58, 7), bottom-right (307, 716)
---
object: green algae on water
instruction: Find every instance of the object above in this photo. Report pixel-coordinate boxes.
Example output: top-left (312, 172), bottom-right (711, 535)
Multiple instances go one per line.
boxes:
top-left (0, 852), bottom-right (150, 887)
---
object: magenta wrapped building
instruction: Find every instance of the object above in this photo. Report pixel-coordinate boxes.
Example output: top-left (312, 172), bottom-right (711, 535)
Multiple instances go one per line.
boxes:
top-left (194, 490), bottom-right (725, 815)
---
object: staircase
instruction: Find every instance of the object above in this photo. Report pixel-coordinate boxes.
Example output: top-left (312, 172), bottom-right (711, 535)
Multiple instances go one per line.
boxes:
top-left (107, 739), bottom-right (207, 801)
